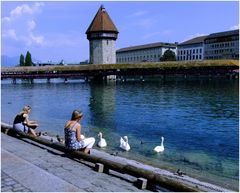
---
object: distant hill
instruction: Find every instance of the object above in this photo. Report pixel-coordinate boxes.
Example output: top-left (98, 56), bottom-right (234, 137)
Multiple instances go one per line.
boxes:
top-left (1, 55), bottom-right (19, 67)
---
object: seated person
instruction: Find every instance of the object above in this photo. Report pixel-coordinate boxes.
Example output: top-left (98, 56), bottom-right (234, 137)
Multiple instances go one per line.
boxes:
top-left (64, 110), bottom-right (95, 154)
top-left (13, 105), bottom-right (38, 136)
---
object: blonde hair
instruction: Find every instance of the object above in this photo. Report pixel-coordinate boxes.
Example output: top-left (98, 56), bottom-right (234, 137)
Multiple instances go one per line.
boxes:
top-left (71, 110), bottom-right (83, 120)
top-left (22, 105), bottom-right (31, 113)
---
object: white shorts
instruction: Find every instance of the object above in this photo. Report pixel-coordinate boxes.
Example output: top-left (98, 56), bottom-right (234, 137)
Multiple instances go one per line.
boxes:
top-left (82, 137), bottom-right (95, 149)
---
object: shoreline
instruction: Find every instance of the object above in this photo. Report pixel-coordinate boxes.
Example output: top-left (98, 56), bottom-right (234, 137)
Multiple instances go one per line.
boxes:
top-left (1, 122), bottom-right (236, 192)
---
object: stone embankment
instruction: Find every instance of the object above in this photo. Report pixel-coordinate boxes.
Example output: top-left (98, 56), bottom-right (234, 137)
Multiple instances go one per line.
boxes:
top-left (1, 130), bottom-right (149, 192)
top-left (1, 122), bottom-right (234, 192)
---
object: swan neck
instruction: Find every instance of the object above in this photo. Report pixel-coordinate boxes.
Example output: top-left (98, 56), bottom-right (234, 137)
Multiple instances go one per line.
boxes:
top-left (161, 138), bottom-right (164, 146)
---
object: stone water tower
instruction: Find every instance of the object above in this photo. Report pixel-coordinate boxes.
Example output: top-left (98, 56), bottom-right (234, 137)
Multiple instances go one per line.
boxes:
top-left (86, 5), bottom-right (118, 64)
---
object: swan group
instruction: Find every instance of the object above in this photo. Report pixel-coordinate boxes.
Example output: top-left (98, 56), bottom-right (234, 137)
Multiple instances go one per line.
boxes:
top-left (97, 132), bottom-right (107, 148)
top-left (120, 136), bottom-right (130, 151)
top-left (153, 136), bottom-right (164, 153)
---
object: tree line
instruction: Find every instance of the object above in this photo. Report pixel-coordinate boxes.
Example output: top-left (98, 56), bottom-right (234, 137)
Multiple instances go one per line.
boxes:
top-left (19, 51), bottom-right (33, 66)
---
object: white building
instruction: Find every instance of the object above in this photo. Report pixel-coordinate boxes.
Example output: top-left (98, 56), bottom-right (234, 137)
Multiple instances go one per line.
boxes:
top-left (177, 36), bottom-right (206, 61)
top-left (204, 29), bottom-right (239, 60)
top-left (116, 42), bottom-right (177, 63)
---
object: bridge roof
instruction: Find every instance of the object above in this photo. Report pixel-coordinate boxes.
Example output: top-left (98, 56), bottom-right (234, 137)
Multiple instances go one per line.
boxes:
top-left (86, 5), bottom-right (118, 34)
top-left (1, 60), bottom-right (239, 74)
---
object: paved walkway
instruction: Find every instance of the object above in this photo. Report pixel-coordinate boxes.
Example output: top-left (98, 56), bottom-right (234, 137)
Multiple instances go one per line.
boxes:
top-left (1, 171), bottom-right (31, 192)
top-left (1, 133), bottom-right (150, 192)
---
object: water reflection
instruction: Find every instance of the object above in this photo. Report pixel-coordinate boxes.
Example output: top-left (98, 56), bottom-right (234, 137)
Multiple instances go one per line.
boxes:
top-left (1, 79), bottom-right (239, 190)
top-left (89, 81), bottom-right (116, 130)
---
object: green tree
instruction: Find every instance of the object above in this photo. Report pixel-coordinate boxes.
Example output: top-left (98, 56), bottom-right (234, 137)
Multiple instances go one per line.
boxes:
top-left (25, 51), bottom-right (32, 66)
top-left (19, 54), bottom-right (25, 66)
top-left (160, 49), bottom-right (176, 61)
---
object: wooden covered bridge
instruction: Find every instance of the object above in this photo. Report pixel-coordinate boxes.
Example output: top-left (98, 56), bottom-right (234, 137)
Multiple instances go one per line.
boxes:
top-left (1, 60), bottom-right (239, 83)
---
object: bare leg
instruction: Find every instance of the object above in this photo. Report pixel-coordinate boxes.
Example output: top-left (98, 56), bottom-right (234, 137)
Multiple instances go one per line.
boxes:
top-left (84, 148), bottom-right (91, 154)
top-left (28, 124), bottom-right (38, 130)
top-left (28, 128), bottom-right (37, 137)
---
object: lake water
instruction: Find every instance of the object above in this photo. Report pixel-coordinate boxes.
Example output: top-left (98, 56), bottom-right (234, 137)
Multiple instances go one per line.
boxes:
top-left (1, 78), bottom-right (239, 191)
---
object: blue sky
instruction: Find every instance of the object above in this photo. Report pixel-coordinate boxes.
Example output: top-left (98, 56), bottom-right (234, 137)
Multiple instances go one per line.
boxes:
top-left (1, 0), bottom-right (239, 63)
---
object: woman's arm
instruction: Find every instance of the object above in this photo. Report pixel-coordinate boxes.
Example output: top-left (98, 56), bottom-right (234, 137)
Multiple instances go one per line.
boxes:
top-left (24, 114), bottom-right (38, 128)
top-left (76, 124), bottom-right (81, 141)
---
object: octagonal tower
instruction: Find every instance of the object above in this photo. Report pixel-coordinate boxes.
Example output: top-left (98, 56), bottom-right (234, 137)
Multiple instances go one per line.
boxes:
top-left (86, 5), bottom-right (118, 64)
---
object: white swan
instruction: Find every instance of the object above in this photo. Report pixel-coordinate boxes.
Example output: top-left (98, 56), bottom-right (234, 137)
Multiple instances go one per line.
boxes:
top-left (120, 136), bottom-right (130, 151)
top-left (97, 132), bottom-right (107, 148)
top-left (153, 136), bottom-right (164, 153)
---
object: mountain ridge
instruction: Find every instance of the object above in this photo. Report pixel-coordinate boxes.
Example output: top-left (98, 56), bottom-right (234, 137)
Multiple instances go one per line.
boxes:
top-left (1, 55), bottom-right (19, 67)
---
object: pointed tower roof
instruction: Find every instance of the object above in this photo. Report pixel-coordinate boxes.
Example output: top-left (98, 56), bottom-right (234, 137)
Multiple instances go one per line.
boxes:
top-left (86, 5), bottom-right (118, 34)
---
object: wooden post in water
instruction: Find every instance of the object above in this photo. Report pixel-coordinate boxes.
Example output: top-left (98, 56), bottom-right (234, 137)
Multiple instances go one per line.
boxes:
top-left (12, 78), bottom-right (17, 84)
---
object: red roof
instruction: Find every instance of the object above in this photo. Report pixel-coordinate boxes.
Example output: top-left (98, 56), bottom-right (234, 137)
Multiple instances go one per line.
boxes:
top-left (86, 5), bottom-right (118, 34)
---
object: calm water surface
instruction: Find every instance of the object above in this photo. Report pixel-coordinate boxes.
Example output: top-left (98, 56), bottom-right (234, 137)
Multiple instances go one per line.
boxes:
top-left (1, 79), bottom-right (239, 190)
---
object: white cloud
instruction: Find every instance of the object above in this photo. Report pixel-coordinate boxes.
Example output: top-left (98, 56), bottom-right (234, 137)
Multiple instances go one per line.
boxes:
top-left (10, 4), bottom-right (33, 17)
top-left (1, 2), bottom-right (45, 46)
top-left (27, 20), bottom-right (36, 31)
top-left (230, 25), bottom-right (239, 30)
top-left (2, 29), bottom-right (17, 40)
top-left (10, 2), bottom-right (44, 19)
top-left (128, 11), bottom-right (147, 18)
top-left (29, 33), bottom-right (44, 45)
top-left (2, 17), bottom-right (11, 23)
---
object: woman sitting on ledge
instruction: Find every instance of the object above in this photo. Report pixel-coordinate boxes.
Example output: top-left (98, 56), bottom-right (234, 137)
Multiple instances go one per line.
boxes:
top-left (13, 105), bottom-right (39, 136)
top-left (64, 110), bottom-right (95, 154)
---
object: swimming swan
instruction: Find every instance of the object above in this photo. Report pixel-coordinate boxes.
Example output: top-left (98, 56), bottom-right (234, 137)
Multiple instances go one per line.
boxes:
top-left (120, 136), bottom-right (130, 151)
top-left (97, 132), bottom-right (107, 148)
top-left (153, 136), bottom-right (164, 153)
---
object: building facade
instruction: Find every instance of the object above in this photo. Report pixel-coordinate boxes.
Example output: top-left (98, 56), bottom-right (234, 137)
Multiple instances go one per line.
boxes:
top-left (116, 42), bottom-right (177, 63)
top-left (177, 36), bottom-right (206, 61)
top-left (204, 29), bottom-right (239, 60)
top-left (86, 5), bottom-right (118, 64)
